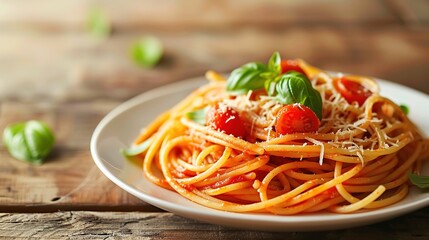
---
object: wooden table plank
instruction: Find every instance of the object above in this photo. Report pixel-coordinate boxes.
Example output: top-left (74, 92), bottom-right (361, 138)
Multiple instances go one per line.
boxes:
top-left (0, 27), bottom-right (428, 102)
top-left (0, 101), bottom-right (118, 148)
top-left (0, 148), bottom-right (156, 211)
top-left (0, 0), bottom-right (428, 238)
top-left (387, 0), bottom-right (429, 25)
top-left (0, 0), bottom-right (399, 31)
top-left (1, 209), bottom-right (429, 239)
top-left (0, 101), bottom-right (157, 210)
top-left (0, 28), bottom-right (429, 209)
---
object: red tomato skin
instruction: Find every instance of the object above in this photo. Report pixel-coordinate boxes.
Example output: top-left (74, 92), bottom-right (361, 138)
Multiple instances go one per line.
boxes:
top-left (206, 104), bottom-right (246, 138)
top-left (334, 77), bottom-right (372, 106)
top-left (275, 104), bottom-right (320, 134)
top-left (281, 60), bottom-right (306, 75)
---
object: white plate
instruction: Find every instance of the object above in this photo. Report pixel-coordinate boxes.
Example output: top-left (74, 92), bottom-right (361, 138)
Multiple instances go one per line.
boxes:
top-left (90, 76), bottom-right (429, 231)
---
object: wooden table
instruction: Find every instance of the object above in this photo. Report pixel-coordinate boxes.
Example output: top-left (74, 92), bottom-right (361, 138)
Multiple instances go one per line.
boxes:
top-left (1, 0), bottom-right (429, 238)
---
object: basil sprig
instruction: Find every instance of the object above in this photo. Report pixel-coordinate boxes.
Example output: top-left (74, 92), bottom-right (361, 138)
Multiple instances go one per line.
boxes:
top-left (226, 63), bottom-right (268, 95)
top-left (270, 72), bottom-right (323, 119)
top-left (3, 120), bottom-right (55, 165)
top-left (226, 52), bottom-right (323, 120)
top-left (267, 51), bottom-right (282, 75)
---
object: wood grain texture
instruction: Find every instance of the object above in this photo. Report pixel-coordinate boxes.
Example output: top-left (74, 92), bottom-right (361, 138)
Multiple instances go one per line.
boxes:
top-left (1, 209), bottom-right (429, 239)
top-left (0, 0), bottom-right (428, 103)
top-left (0, 0), bottom-right (398, 31)
top-left (0, 0), bottom-right (429, 238)
top-left (0, 27), bottom-right (428, 102)
top-left (0, 100), bottom-right (155, 210)
top-left (0, 0), bottom-right (428, 210)
top-left (387, 0), bottom-right (429, 24)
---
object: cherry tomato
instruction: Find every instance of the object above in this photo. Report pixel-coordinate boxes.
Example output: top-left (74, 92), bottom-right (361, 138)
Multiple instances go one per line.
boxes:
top-left (334, 77), bottom-right (373, 106)
top-left (206, 104), bottom-right (246, 138)
top-left (275, 104), bottom-right (320, 134)
top-left (281, 60), bottom-right (306, 75)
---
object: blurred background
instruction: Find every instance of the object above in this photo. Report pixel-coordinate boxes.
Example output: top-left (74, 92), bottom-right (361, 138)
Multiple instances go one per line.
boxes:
top-left (0, 0), bottom-right (428, 102)
top-left (0, 0), bottom-right (429, 212)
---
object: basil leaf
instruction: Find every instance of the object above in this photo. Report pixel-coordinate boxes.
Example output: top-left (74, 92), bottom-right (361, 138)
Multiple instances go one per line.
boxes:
top-left (121, 138), bottom-right (152, 157)
top-left (399, 104), bottom-right (409, 115)
top-left (267, 52), bottom-right (281, 75)
top-left (87, 8), bottom-right (111, 38)
top-left (226, 63), bottom-right (268, 95)
top-left (186, 107), bottom-right (208, 125)
top-left (3, 120), bottom-right (55, 165)
top-left (409, 173), bottom-right (429, 189)
top-left (225, 52), bottom-right (323, 120)
top-left (264, 76), bottom-right (280, 96)
top-left (130, 36), bottom-right (163, 68)
top-left (272, 72), bottom-right (323, 120)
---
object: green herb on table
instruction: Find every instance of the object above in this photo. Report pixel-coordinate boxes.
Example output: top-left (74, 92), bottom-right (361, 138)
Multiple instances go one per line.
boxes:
top-left (3, 120), bottom-right (55, 165)
top-left (130, 36), bottom-right (163, 68)
top-left (87, 8), bottom-right (111, 38)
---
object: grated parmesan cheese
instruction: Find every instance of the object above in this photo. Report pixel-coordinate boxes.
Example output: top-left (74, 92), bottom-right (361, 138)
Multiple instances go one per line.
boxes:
top-left (305, 137), bottom-right (325, 165)
top-left (215, 72), bottom-right (407, 167)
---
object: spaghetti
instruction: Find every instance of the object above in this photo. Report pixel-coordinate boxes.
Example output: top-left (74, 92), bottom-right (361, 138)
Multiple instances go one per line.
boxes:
top-left (127, 54), bottom-right (429, 214)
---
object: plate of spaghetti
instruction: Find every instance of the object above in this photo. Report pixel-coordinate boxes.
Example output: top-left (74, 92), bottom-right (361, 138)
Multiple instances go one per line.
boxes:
top-left (91, 53), bottom-right (429, 231)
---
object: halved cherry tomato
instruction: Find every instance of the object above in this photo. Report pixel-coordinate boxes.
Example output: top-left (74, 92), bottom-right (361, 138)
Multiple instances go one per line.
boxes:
top-left (275, 104), bottom-right (320, 134)
top-left (206, 103), bottom-right (246, 138)
top-left (334, 77), bottom-right (373, 106)
top-left (281, 60), bottom-right (306, 75)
